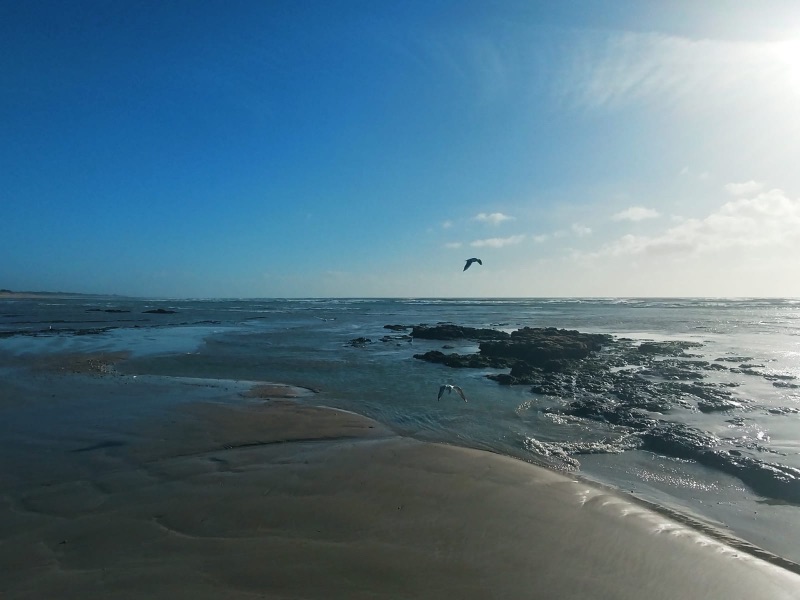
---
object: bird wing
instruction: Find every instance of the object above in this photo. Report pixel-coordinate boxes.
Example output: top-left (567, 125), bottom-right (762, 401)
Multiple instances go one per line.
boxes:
top-left (437, 385), bottom-right (447, 400)
top-left (463, 258), bottom-right (481, 271)
top-left (453, 385), bottom-right (468, 402)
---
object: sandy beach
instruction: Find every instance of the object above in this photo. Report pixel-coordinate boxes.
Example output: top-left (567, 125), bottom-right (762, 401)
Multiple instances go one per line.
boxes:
top-left (2, 367), bottom-right (800, 599)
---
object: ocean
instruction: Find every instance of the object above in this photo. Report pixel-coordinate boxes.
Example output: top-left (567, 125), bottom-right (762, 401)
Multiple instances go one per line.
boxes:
top-left (2, 296), bottom-right (799, 566)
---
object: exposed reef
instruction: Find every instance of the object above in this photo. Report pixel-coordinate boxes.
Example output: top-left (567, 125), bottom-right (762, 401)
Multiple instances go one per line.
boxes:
top-left (411, 323), bottom-right (508, 341)
top-left (406, 321), bottom-right (800, 504)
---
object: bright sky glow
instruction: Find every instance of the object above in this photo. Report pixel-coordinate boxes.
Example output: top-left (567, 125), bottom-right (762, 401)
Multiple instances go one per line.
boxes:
top-left (2, 1), bottom-right (799, 298)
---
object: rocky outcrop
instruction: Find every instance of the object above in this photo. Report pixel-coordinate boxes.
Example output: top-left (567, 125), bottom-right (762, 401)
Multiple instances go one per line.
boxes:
top-left (480, 327), bottom-right (611, 366)
top-left (637, 340), bottom-right (702, 356)
top-left (406, 320), bottom-right (800, 504)
top-left (639, 423), bottom-right (800, 504)
top-left (414, 326), bottom-right (611, 379)
top-left (412, 350), bottom-right (511, 369)
top-left (411, 324), bottom-right (508, 341)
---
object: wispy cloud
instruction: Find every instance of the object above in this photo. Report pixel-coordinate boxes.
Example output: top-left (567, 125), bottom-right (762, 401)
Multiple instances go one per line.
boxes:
top-left (724, 181), bottom-right (764, 196)
top-left (562, 33), bottom-right (800, 113)
top-left (595, 189), bottom-right (800, 258)
top-left (442, 220), bottom-right (454, 229)
top-left (444, 242), bottom-right (463, 249)
top-left (474, 212), bottom-right (514, 225)
top-left (612, 206), bottom-right (661, 222)
top-left (419, 33), bottom-right (510, 104)
top-left (471, 234), bottom-right (525, 248)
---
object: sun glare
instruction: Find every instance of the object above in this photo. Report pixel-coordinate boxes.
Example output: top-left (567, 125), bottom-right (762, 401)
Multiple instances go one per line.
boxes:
top-left (771, 39), bottom-right (800, 94)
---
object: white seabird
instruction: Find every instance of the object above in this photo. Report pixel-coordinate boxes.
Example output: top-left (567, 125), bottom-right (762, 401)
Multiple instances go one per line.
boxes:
top-left (438, 384), bottom-right (468, 403)
top-left (463, 258), bottom-right (482, 271)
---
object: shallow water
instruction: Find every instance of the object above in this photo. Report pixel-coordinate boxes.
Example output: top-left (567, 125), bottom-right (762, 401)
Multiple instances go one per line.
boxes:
top-left (2, 296), bottom-right (800, 563)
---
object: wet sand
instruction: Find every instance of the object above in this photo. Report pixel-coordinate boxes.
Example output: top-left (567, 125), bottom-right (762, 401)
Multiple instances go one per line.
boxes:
top-left (2, 390), bottom-right (800, 599)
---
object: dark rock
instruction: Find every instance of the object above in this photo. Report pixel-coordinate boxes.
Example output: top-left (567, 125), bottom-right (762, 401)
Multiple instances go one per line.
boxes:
top-left (768, 407), bottom-right (800, 415)
top-left (413, 350), bottom-right (508, 369)
top-left (488, 373), bottom-right (515, 385)
top-left (675, 383), bottom-right (743, 413)
top-left (509, 361), bottom-right (540, 379)
top-left (731, 367), bottom-right (764, 376)
top-left (764, 373), bottom-right (796, 381)
top-left (384, 324), bottom-right (409, 331)
top-left (639, 423), bottom-right (719, 461)
top-left (639, 423), bottom-right (800, 503)
top-left (707, 363), bottom-right (729, 371)
top-left (696, 398), bottom-right (743, 413)
top-left (144, 308), bottom-right (176, 314)
top-left (704, 451), bottom-right (800, 504)
top-left (380, 334), bottom-right (411, 343)
top-left (555, 396), bottom-right (655, 428)
top-left (639, 360), bottom-right (706, 380)
top-left (773, 381), bottom-right (800, 389)
top-left (637, 341), bottom-right (702, 356)
top-left (411, 324), bottom-right (508, 341)
top-left (480, 327), bottom-right (610, 367)
top-left (348, 337), bottom-right (372, 347)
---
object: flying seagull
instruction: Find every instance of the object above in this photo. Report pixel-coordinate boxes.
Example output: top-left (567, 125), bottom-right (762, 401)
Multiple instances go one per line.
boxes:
top-left (463, 258), bottom-right (482, 271)
top-left (438, 384), bottom-right (468, 403)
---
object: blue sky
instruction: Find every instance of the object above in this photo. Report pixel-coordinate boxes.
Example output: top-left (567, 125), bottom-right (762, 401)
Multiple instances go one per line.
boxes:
top-left (2, 1), bottom-right (800, 298)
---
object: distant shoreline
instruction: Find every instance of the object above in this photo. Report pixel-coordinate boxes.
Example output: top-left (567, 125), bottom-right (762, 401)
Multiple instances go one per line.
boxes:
top-left (0, 290), bottom-right (125, 300)
top-left (0, 290), bottom-right (87, 299)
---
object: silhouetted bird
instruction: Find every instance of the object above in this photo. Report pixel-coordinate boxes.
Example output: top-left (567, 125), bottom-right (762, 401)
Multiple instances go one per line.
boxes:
top-left (438, 384), bottom-right (468, 402)
top-left (463, 258), bottom-right (482, 271)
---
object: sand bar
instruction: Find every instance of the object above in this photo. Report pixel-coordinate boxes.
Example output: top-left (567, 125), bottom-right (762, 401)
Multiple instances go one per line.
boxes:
top-left (2, 399), bottom-right (799, 599)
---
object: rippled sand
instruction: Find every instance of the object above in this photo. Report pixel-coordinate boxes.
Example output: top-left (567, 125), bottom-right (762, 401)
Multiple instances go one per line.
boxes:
top-left (2, 389), bottom-right (799, 599)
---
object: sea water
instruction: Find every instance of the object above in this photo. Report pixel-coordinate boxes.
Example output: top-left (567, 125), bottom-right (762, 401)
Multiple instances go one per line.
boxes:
top-left (1, 297), bottom-right (799, 563)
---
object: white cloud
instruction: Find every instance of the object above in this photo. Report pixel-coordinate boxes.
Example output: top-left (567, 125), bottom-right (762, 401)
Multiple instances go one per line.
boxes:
top-left (612, 206), bottom-right (661, 222)
top-left (474, 212), bottom-right (514, 225)
top-left (444, 242), bottom-right (462, 249)
top-left (442, 220), bottom-right (454, 229)
top-left (597, 189), bottom-right (800, 258)
top-left (532, 234), bottom-right (549, 243)
top-left (571, 223), bottom-right (592, 237)
top-left (470, 234), bottom-right (525, 248)
top-left (724, 180), bottom-right (764, 196)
